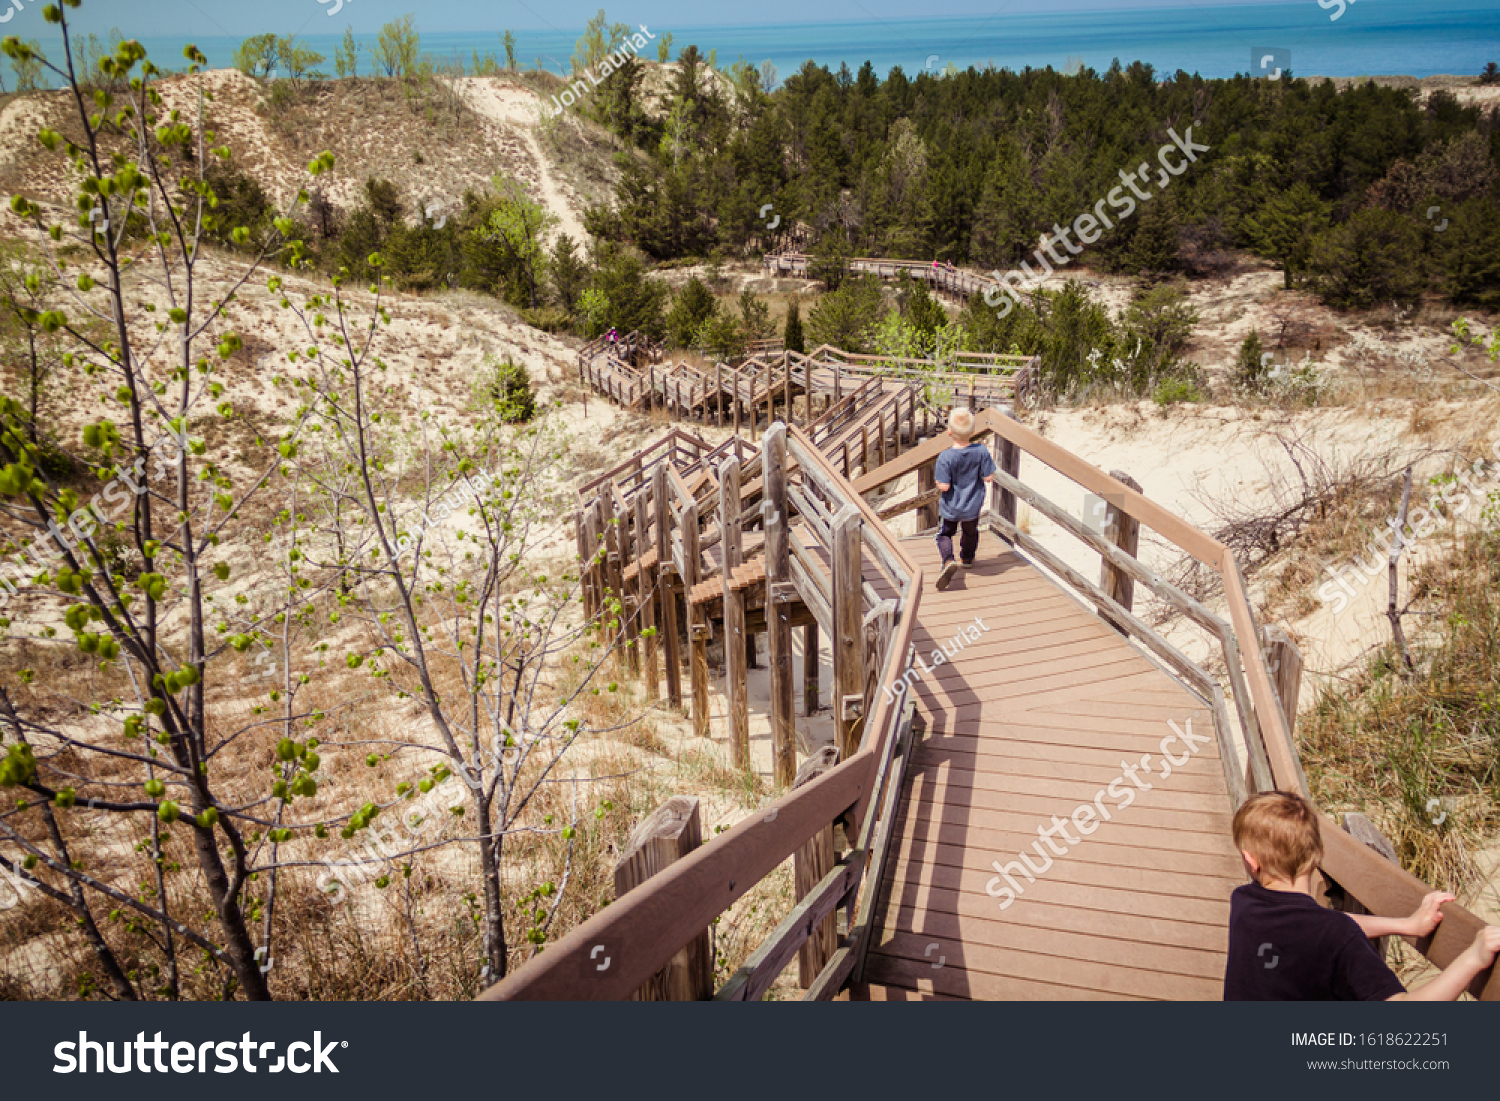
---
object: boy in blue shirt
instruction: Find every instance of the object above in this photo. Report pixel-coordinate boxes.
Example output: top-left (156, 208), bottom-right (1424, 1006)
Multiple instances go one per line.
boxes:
top-left (933, 407), bottom-right (996, 591)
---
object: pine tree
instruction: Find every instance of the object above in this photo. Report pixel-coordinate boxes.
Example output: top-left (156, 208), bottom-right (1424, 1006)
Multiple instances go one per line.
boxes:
top-left (1248, 184), bottom-right (1330, 290)
top-left (783, 297), bottom-right (805, 354)
top-left (665, 276), bottom-right (717, 348)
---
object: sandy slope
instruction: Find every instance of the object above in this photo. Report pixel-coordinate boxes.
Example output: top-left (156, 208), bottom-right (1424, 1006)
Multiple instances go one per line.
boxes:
top-left (449, 78), bottom-right (588, 245)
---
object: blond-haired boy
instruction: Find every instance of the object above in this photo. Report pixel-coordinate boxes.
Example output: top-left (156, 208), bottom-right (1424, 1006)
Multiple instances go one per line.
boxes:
top-left (933, 407), bottom-right (996, 591)
top-left (1225, 792), bottom-right (1500, 1000)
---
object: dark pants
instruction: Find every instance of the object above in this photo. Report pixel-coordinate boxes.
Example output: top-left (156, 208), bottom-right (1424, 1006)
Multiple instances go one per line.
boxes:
top-left (937, 517), bottom-right (979, 564)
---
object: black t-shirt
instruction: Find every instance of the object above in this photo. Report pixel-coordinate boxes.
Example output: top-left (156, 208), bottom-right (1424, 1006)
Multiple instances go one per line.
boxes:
top-left (1223, 881), bottom-right (1406, 1000)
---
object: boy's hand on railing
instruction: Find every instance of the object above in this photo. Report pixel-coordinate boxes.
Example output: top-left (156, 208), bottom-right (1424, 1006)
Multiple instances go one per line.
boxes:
top-left (1407, 890), bottom-right (1456, 938)
top-left (1463, 926), bottom-right (1500, 972)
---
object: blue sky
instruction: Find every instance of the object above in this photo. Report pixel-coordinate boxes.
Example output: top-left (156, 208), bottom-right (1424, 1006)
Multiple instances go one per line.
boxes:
top-left (15, 0), bottom-right (1459, 39)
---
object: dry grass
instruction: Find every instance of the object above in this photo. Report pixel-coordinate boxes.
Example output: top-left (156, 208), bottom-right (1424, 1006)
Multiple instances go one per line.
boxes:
top-left (1301, 528), bottom-right (1500, 895)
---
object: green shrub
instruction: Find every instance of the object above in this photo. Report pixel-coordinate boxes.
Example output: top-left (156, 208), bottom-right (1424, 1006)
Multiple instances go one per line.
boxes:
top-left (1152, 375), bottom-right (1202, 407)
top-left (1235, 329), bottom-right (1268, 389)
top-left (519, 306), bottom-right (572, 333)
top-left (481, 356), bottom-right (536, 423)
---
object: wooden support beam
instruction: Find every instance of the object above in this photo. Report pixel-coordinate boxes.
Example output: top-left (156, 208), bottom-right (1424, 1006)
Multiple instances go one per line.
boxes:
top-left (764, 424), bottom-right (796, 788)
top-left (763, 359), bottom-right (772, 430)
top-left (720, 457), bottom-right (750, 769)
top-left (636, 487), bottom-right (658, 701)
top-left (794, 745), bottom-right (841, 987)
top-left (917, 459), bottom-right (939, 530)
top-left (782, 350), bottom-right (792, 422)
top-left (602, 491), bottom-right (625, 657)
top-left (613, 797), bottom-right (712, 1000)
top-left (654, 465), bottom-right (683, 709)
top-left (831, 504), bottom-right (866, 760)
top-left (681, 497), bottom-right (707, 737)
top-left (1261, 624), bottom-right (1304, 742)
top-left (623, 490), bottom-right (641, 677)
top-left (1331, 813), bottom-right (1399, 962)
top-left (1100, 469), bottom-right (1143, 634)
top-left (995, 407), bottom-right (1020, 529)
top-left (803, 623), bottom-right (820, 718)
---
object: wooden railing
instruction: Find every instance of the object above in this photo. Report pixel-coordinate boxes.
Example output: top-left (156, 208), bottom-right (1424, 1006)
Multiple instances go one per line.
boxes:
top-left (851, 406), bottom-right (1498, 999)
top-left (790, 346), bottom-right (1037, 411)
top-left (488, 422), bottom-right (923, 1000)
top-left (764, 253), bottom-right (998, 302)
top-left (576, 427), bottom-right (715, 504)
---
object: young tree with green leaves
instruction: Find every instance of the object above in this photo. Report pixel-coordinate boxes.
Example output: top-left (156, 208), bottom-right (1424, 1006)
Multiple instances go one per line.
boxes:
top-left (0, 6), bottom-right (624, 1001)
top-left (275, 35), bottom-right (323, 83)
top-left (503, 30), bottom-right (517, 71)
top-left (334, 27), bottom-right (359, 79)
top-left (372, 14), bottom-right (419, 79)
top-left (0, 244), bottom-right (64, 447)
top-left (0, 14), bottom-right (335, 1001)
top-left (479, 175), bottom-right (558, 309)
top-left (7, 37), bottom-right (43, 91)
top-left (231, 33), bottom-right (278, 78)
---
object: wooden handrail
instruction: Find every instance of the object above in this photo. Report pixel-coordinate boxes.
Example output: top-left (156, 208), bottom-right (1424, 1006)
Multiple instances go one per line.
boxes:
top-left (480, 751), bottom-right (874, 1000)
top-left (1320, 823), bottom-right (1498, 999)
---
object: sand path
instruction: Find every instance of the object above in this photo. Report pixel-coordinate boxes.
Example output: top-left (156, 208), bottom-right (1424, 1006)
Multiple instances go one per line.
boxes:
top-left (449, 78), bottom-right (588, 245)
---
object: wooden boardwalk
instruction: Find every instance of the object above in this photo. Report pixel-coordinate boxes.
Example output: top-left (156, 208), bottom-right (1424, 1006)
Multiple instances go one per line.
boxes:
top-left (851, 533), bottom-right (1245, 1001)
top-left (494, 361), bottom-right (1500, 1005)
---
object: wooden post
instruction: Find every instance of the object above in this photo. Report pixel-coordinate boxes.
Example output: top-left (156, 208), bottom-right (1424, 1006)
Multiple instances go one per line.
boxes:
top-left (1261, 625), bottom-right (1304, 738)
top-left (685, 500), bottom-right (710, 741)
top-left (623, 490), bottom-right (641, 677)
top-left (803, 623), bottom-right (820, 718)
top-left (733, 380), bottom-right (741, 439)
top-left (1331, 812), bottom-right (1400, 962)
top-left (793, 746), bottom-right (840, 987)
top-left (602, 490), bottom-right (625, 657)
top-left (782, 350), bottom-right (792, 423)
top-left (654, 465), bottom-right (683, 710)
top-left (831, 504), bottom-right (866, 759)
top-left (995, 408), bottom-right (1020, 529)
top-left (918, 459), bottom-right (939, 530)
top-left (1099, 469), bottom-right (1142, 632)
top-left (716, 363), bottom-right (724, 429)
top-left (763, 359), bottom-right (772, 430)
top-left (720, 457), bottom-right (750, 769)
top-left (614, 797), bottom-right (712, 1000)
top-left (636, 486), bottom-right (658, 701)
top-left (764, 424), bottom-right (795, 788)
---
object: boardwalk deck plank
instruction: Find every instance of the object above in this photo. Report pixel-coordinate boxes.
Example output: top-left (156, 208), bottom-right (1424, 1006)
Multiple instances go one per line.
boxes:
top-left (866, 533), bottom-right (1246, 1001)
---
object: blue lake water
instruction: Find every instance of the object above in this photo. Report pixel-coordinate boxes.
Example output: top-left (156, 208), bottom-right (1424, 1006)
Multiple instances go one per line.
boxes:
top-left (42, 2), bottom-right (1500, 84)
